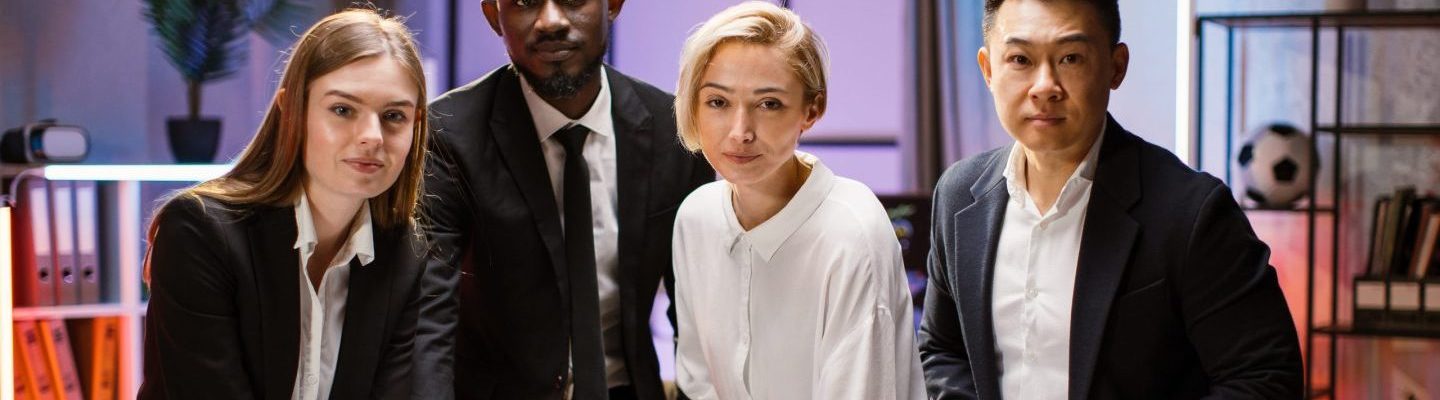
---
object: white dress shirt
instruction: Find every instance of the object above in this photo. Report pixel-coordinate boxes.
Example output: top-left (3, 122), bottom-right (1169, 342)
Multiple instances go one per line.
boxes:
top-left (518, 68), bottom-right (630, 389)
top-left (672, 153), bottom-right (925, 400)
top-left (291, 191), bottom-right (376, 400)
top-left (992, 129), bottom-right (1104, 400)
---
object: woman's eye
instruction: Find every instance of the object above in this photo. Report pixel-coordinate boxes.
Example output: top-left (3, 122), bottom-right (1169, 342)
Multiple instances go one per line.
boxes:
top-left (705, 98), bottom-right (727, 108)
top-left (331, 105), bottom-right (352, 117)
top-left (758, 99), bottom-right (783, 110)
top-left (383, 110), bottom-right (408, 123)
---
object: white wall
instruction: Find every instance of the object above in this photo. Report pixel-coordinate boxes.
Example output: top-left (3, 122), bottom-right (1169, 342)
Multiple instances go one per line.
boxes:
top-left (1109, 0), bottom-right (1179, 151)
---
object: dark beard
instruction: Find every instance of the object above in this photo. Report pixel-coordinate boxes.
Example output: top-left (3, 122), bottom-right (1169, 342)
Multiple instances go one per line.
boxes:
top-left (517, 56), bottom-right (604, 100)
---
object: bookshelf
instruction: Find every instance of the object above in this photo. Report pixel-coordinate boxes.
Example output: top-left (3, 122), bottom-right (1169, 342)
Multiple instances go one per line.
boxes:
top-left (1195, 9), bottom-right (1440, 399)
top-left (2, 164), bottom-right (230, 399)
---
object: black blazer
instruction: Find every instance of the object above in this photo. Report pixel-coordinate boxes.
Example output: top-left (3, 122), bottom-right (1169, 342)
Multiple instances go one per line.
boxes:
top-left (139, 195), bottom-right (426, 400)
top-left (413, 65), bottom-right (713, 400)
top-left (919, 115), bottom-right (1304, 400)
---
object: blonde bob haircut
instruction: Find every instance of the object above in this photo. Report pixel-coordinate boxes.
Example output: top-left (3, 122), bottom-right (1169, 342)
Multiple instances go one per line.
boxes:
top-left (144, 8), bottom-right (429, 280)
top-left (674, 1), bottom-right (828, 152)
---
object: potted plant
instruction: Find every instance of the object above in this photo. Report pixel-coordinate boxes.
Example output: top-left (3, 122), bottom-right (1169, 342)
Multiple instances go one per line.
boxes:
top-left (143, 0), bottom-right (322, 163)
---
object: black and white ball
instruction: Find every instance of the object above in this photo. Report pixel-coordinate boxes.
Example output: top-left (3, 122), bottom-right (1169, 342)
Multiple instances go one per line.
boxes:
top-left (1237, 123), bottom-right (1315, 208)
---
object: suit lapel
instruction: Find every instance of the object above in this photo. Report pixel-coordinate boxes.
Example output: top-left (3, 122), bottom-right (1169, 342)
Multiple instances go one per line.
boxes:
top-left (330, 229), bottom-right (398, 400)
top-left (249, 206), bottom-right (302, 400)
top-left (489, 67), bottom-right (571, 296)
top-left (951, 148), bottom-right (1009, 400)
top-left (609, 67), bottom-right (654, 347)
top-left (1068, 116), bottom-right (1141, 400)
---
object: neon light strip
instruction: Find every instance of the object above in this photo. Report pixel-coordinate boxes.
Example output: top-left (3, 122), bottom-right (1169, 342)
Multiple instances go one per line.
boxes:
top-left (42, 164), bottom-right (233, 182)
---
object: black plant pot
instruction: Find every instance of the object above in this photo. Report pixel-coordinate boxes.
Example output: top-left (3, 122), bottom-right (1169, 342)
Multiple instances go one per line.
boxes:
top-left (167, 118), bottom-right (220, 163)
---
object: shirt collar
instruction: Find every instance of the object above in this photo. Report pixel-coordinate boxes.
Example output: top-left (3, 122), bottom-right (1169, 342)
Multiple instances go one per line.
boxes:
top-left (723, 151), bottom-right (835, 262)
top-left (293, 190), bottom-right (377, 267)
top-left (1001, 119), bottom-right (1106, 210)
top-left (518, 66), bottom-right (614, 142)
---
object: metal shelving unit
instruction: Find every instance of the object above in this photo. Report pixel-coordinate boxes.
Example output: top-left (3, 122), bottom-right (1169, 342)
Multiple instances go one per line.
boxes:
top-left (1196, 10), bottom-right (1440, 399)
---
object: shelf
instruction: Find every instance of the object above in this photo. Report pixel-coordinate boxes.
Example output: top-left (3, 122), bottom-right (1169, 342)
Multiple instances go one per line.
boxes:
top-left (1313, 124), bottom-right (1440, 136)
top-left (1198, 10), bottom-right (1440, 29)
top-left (1313, 325), bottom-right (1440, 340)
top-left (11, 303), bottom-right (139, 320)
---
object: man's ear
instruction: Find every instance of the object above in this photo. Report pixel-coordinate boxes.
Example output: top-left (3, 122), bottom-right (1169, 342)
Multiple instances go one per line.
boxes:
top-left (977, 46), bottom-right (994, 88)
top-left (607, 0), bottom-right (625, 23)
top-left (482, 0), bottom-right (503, 36)
top-left (1109, 42), bottom-right (1129, 89)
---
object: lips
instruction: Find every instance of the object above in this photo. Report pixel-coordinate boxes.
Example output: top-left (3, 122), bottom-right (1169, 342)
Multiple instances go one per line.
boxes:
top-left (343, 157), bottom-right (384, 174)
top-left (532, 41), bottom-right (580, 62)
top-left (723, 153), bottom-right (760, 165)
top-left (1026, 114), bottom-right (1066, 126)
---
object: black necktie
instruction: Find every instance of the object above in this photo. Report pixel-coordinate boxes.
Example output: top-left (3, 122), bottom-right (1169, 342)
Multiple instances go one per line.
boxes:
top-left (556, 124), bottom-right (606, 399)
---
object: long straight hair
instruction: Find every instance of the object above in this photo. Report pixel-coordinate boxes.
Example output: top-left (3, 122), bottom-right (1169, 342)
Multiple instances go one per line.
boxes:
top-left (144, 8), bottom-right (429, 279)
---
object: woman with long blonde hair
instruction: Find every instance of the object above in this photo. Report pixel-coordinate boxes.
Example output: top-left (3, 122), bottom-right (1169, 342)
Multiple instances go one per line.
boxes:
top-left (139, 8), bottom-right (429, 399)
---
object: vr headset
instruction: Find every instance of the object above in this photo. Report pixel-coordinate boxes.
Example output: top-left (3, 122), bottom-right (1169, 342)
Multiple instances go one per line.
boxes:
top-left (1, 119), bottom-right (89, 163)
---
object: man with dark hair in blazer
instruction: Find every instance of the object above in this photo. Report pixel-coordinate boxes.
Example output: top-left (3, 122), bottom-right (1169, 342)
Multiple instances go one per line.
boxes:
top-left (412, 0), bottom-right (712, 399)
top-left (919, 0), bottom-right (1304, 399)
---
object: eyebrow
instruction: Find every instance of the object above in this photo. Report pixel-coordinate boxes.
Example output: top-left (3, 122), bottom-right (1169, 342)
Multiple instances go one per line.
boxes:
top-left (322, 89), bottom-right (416, 108)
top-left (1004, 33), bottom-right (1092, 46)
top-left (700, 82), bottom-right (790, 95)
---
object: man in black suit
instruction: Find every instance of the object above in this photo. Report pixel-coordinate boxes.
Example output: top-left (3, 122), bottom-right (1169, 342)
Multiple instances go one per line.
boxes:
top-left (413, 0), bottom-right (712, 399)
top-left (919, 1), bottom-right (1304, 399)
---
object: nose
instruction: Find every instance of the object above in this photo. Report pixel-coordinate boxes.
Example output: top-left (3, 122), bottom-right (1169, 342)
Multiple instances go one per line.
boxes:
top-left (1029, 64), bottom-right (1065, 103)
top-left (535, 1), bottom-right (572, 35)
top-left (357, 113), bottom-right (384, 149)
top-left (726, 107), bottom-right (756, 144)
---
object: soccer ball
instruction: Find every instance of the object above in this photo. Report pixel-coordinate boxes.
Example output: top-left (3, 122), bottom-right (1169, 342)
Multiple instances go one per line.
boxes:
top-left (1237, 123), bottom-right (1316, 208)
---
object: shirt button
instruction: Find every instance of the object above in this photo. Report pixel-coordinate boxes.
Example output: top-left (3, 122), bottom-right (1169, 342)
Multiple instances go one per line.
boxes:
top-left (1026, 288), bottom-right (1038, 299)
top-left (555, 374), bottom-right (565, 388)
top-left (305, 373), bottom-right (317, 385)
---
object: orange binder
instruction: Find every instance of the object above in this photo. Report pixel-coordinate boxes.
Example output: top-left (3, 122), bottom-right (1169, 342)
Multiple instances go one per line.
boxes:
top-left (15, 320), bottom-right (56, 399)
top-left (37, 319), bottom-right (85, 399)
top-left (66, 317), bottom-right (118, 400)
top-left (15, 323), bottom-right (36, 400)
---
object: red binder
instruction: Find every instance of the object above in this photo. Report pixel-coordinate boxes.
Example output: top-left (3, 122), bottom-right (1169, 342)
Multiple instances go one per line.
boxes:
top-left (13, 178), bottom-right (57, 306)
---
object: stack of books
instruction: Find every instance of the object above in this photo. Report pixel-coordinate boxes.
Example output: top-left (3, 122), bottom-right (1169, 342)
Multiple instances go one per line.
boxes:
top-left (1355, 186), bottom-right (1440, 329)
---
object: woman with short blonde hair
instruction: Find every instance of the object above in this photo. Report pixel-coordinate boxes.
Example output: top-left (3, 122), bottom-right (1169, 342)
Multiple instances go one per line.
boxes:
top-left (669, 2), bottom-right (925, 399)
top-left (140, 8), bottom-right (429, 399)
